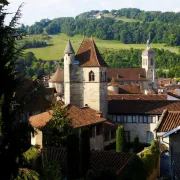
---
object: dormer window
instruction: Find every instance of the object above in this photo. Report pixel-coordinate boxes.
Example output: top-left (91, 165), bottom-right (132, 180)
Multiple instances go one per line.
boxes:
top-left (89, 71), bottom-right (95, 81)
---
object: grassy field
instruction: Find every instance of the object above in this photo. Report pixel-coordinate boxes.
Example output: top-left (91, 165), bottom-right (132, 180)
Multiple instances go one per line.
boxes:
top-left (103, 14), bottom-right (141, 23)
top-left (24, 33), bottom-right (179, 60)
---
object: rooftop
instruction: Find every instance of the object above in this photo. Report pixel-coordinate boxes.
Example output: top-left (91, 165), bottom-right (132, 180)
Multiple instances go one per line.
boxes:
top-left (108, 100), bottom-right (180, 115)
top-left (75, 38), bottom-right (108, 67)
top-left (48, 67), bottom-right (64, 83)
top-left (108, 94), bottom-right (167, 101)
top-left (42, 148), bottom-right (133, 175)
top-left (29, 104), bottom-right (105, 128)
top-left (107, 68), bottom-right (147, 82)
top-left (157, 110), bottom-right (180, 132)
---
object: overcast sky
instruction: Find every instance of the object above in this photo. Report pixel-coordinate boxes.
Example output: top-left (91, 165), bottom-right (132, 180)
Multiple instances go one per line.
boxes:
top-left (6, 0), bottom-right (180, 25)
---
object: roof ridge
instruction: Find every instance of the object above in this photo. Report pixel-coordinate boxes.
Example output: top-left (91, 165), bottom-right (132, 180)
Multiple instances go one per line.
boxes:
top-left (76, 36), bottom-right (86, 55)
top-left (154, 109), bottom-right (168, 132)
top-left (91, 39), bottom-right (101, 67)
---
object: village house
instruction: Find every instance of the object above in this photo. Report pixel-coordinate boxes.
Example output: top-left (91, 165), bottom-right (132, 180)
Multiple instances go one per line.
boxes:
top-left (155, 110), bottom-right (180, 178)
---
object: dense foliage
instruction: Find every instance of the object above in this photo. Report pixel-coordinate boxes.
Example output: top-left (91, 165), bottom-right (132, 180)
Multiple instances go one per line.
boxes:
top-left (116, 125), bottom-right (126, 152)
top-left (42, 102), bottom-right (72, 147)
top-left (140, 140), bottom-right (160, 175)
top-left (0, 3), bottom-right (39, 179)
top-left (18, 8), bottom-right (180, 46)
top-left (17, 52), bottom-right (56, 79)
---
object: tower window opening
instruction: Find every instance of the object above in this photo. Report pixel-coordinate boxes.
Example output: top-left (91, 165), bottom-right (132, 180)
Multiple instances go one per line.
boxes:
top-left (104, 71), bottom-right (107, 82)
top-left (89, 71), bottom-right (95, 81)
top-left (150, 59), bottom-right (153, 66)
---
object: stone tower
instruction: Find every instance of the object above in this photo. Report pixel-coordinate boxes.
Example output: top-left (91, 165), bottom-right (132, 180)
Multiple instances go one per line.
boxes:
top-left (64, 40), bottom-right (75, 105)
top-left (64, 38), bottom-right (108, 118)
top-left (142, 36), bottom-right (157, 91)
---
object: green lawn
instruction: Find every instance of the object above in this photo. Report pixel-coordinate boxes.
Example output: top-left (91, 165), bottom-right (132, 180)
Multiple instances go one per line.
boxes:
top-left (24, 33), bottom-right (179, 60)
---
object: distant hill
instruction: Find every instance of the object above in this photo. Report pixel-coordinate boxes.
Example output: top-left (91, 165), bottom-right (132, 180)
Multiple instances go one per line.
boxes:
top-left (18, 8), bottom-right (180, 46)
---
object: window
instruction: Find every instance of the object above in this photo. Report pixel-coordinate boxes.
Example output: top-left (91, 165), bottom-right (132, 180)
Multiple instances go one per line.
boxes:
top-left (112, 116), bottom-right (116, 122)
top-left (127, 116), bottom-right (132, 123)
top-left (124, 131), bottom-right (130, 142)
top-left (111, 131), bottom-right (116, 139)
top-left (89, 71), bottom-right (95, 81)
top-left (144, 116), bottom-right (148, 123)
top-left (146, 131), bottom-right (154, 143)
top-left (96, 124), bottom-right (102, 136)
top-left (132, 116), bottom-right (136, 123)
top-left (123, 116), bottom-right (127, 123)
top-left (117, 116), bottom-right (121, 123)
top-left (139, 116), bottom-right (143, 123)
top-left (90, 126), bottom-right (96, 137)
top-left (104, 133), bottom-right (110, 141)
top-left (104, 71), bottom-right (107, 82)
top-left (150, 59), bottom-right (153, 66)
top-left (148, 116), bottom-right (152, 123)
top-left (100, 71), bottom-right (103, 82)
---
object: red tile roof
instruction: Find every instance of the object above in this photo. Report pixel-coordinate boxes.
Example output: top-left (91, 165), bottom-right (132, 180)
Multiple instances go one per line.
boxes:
top-left (157, 110), bottom-right (180, 132)
top-left (75, 38), bottom-right (108, 67)
top-left (108, 100), bottom-right (180, 115)
top-left (167, 92), bottom-right (180, 99)
top-left (48, 67), bottom-right (64, 83)
top-left (108, 94), bottom-right (167, 101)
top-left (107, 68), bottom-right (147, 82)
top-left (29, 105), bottom-right (105, 128)
top-left (108, 90), bottom-right (118, 95)
top-left (103, 120), bottom-right (118, 132)
top-left (119, 85), bottom-right (142, 94)
top-left (42, 148), bottom-right (133, 175)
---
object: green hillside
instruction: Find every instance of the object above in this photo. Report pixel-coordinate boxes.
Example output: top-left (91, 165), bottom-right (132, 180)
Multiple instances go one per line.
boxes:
top-left (24, 33), bottom-right (179, 60)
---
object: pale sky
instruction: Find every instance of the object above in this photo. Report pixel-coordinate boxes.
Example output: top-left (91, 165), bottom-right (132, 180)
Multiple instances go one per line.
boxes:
top-left (6, 0), bottom-right (180, 25)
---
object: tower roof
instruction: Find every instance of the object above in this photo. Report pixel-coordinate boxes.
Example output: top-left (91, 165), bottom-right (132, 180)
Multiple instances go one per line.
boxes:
top-left (48, 67), bottom-right (64, 83)
top-left (75, 38), bottom-right (108, 67)
top-left (64, 40), bottom-right (75, 54)
top-left (142, 48), bottom-right (155, 56)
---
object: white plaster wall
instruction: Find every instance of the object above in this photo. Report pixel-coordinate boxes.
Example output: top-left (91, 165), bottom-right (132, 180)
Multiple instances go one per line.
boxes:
top-left (31, 129), bottom-right (43, 148)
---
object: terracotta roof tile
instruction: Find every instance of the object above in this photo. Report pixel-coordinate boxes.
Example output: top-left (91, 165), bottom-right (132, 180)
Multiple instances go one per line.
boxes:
top-left (42, 148), bottom-right (133, 175)
top-left (29, 105), bottom-right (105, 128)
top-left (167, 92), bottom-right (180, 99)
top-left (48, 67), bottom-right (64, 83)
top-left (107, 68), bottom-right (147, 82)
top-left (75, 38), bottom-right (108, 67)
top-left (108, 90), bottom-right (118, 95)
top-left (108, 100), bottom-right (180, 115)
top-left (119, 85), bottom-right (142, 94)
top-left (157, 111), bottom-right (180, 132)
top-left (108, 94), bottom-right (167, 101)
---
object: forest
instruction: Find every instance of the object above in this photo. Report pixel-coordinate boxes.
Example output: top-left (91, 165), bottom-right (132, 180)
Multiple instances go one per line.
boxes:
top-left (20, 48), bottom-right (180, 79)
top-left (18, 8), bottom-right (180, 46)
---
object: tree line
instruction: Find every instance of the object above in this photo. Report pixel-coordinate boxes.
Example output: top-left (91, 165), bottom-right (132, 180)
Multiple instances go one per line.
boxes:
top-left (18, 9), bottom-right (180, 46)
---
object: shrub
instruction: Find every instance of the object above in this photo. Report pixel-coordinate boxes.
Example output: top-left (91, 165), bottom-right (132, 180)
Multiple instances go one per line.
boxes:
top-left (116, 125), bottom-right (126, 152)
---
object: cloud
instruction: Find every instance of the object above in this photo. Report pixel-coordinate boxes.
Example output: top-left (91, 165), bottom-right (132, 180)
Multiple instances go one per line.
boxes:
top-left (5, 0), bottom-right (180, 25)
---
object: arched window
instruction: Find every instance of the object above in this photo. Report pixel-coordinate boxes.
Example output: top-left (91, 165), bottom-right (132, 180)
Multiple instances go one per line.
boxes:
top-left (89, 71), bottom-right (95, 81)
top-left (150, 59), bottom-right (153, 66)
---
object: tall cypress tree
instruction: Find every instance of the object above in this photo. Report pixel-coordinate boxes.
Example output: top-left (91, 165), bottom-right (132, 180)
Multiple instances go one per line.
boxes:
top-left (116, 125), bottom-right (126, 152)
top-left (0, 3), bottom-right (36, 179)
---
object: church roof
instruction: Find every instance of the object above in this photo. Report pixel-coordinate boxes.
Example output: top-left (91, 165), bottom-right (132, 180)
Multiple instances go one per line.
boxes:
top-left (75, 38), bottom-right (108, 67)
top-left (107, 68), bottom-right (147, 82)
top-left (64, 40), bottom-right (75, 54)
top-left (142, 48), bottom-right (155, 56)
top-left (48, 67), bottom-right (64, 83)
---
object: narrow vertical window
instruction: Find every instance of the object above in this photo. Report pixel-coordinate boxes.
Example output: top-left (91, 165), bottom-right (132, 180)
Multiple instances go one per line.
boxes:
top-left (104, 71), bottom-right (107, 82)
top-left (89, 71), bottom-right (95, 81)
top-left (150, 59), bottom-right (153, 66)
